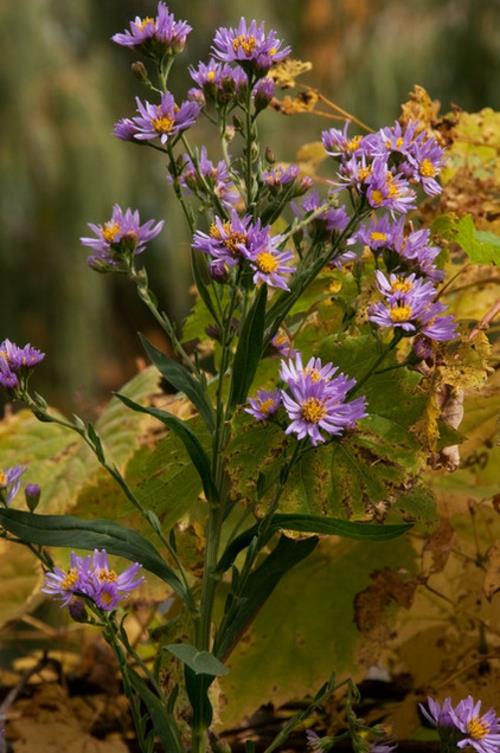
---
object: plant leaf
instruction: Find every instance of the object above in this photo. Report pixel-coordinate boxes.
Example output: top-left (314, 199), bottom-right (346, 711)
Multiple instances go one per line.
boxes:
top-left (128, 668), bottom-right (183, 753)
top-left (228, 285), bottom-right (267, 410)
top-left (116, 393), bottom-right (217, 503)
top-left (140, 335), bottom-right (214, 431)
top-left (0, 508), bottom-right (187, 601)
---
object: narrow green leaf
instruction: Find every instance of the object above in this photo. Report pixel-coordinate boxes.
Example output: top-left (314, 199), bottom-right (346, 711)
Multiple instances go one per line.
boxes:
top-left (228, 285), bottom-right (267, 410)
top-left (128, 668), bottom-right (183, 753)
top-left (116, 394), bottom-right (217, 502)
top-left (217, 514), bottom-right (412, 572)
top-left (191, 249), bottom-right (221, 326)
top-left (166, 643), bottom-right (229, 677)
top-left (0, 508), bottom-right (188, 601)
top-left (215, 534), bottom-right (318, 659)
top-left (140, 335), bottom-right (214, 431)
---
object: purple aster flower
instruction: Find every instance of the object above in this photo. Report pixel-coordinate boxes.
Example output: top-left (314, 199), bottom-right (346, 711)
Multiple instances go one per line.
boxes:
top-left (246, 234), bottom-right (295, 290)
top-left (0, 465), bottom-right (27, 506)
top-left (212, 18), bottom-right (291, 73)
top-left (271, 331), bottom-right (297, 358)
top-left (280, 353), bottom-right (352, 392)
top-left (281, 374), bottom-right (367, 446)
top-left (393, 224), bottom-right (444, 281)
top-left (374, 270), bottom-right (436, 302)
top-left (450, 696), bottom-right (500, 753)
top-left (192, 211), bottom-right (254, 268)
top-left (128, 91), bottom-right (200, 145)
top-left (420, 697), bottom-right (456, 729)
top-left (352, 214), bottom-right (399, 251)
top-left (405, 134), bottom-right (444, 196)
top-left (363, 120), bottom-right (421, 159)
top-left (329, 248), bottom-right (358, 270)
top-left (0, 338), bottom-right (45, 372)
top-left (263, 163), bottom-right (299, 188)
top-left (189, 59), bottom-right (248, 103)
top-left (245, 388), bottom-right (282, 420)
top-left (112, 2), bottom-right (192, 56)
top-left (90, 549), bottom-right (144, 612)
top-left (0, 361), bottom-right (18, 389)
top-left (186, 87), bottom-right (206, 106)
top-left (42, 552), bottom-right (93, 607)
top-left (322, 121), bottom-right (367, 158)
top-left (296, 191), bottom-right (350, 235)
top-left (81, 204), bottom-right (164, 272)
top-left (113, 117), bottom-right (138, 142)
top-left (178, 147), bottom-right (239, 208)
top-left (252, 76), bottom-right (275, 110)
top-left (366, 158), bottom-right (416, 216)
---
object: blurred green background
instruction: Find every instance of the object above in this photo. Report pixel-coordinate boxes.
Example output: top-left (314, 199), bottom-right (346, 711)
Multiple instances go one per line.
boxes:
top-left (1, 0), bottom-right (498, 412)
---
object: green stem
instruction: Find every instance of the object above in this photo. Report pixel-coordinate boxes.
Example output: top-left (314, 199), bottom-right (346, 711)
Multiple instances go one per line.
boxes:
top-left (350, 332), bottom-right (403, 395)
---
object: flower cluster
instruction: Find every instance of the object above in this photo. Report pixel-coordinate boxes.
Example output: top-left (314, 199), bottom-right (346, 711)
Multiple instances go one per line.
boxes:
top-left (369, 270), bottom-right (457, 343)
top-left (80, 204), bottom-right (164, 272)
top-left (112, 2), bottom-right (192, 56)
top-left (193, 212), bottom-right (295, 290)
top-left (43, 549), bottom-right (144, 613)
top-left (211, 18), bottom-right (291, 74)
top-left (115, 91), bottom-right (200, 146)
top-left (246, 353), bottom-right (367, 446)
top-left (421, 695), bottom-right (500, 753)
top-left (176, 146), bottom-right (239, 208)
top-left (323, 119), bottom-right (444, 216)
top-left (0, 338), bottom-right (45, 391)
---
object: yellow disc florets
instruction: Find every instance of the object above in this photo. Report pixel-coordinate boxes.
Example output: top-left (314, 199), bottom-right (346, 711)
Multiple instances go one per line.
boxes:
top-left (301, 397), bottom-right (327, 424)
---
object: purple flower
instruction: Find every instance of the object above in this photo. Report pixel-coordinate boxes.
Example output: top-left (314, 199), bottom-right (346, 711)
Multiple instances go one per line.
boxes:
top-left (280, 353), bottom-right (340, 388)
top-left (112, 2), bottom-right (192, 56)
top-left (352, 214), bottom-right (399, 250)
top-left (42, 549), bottom-right (143, 612)
top-left (263, 163), bottom-right (299, 187)
top-left (81, 204), bottom-right (164, 272)
top-left (192, 211), bottom-right (254, 268)
top-left (24, 483), bottom-right (41, 511)
top-left (363, 120), bottom-right (421, 159)
top-left (113, 117), bottom-right (138, 142)
top-left (247, 239), bottom-right (295, 290)
top-left (178, 147), bottom-right (239, 208)
top-left (245, 388), bottom-right (281, 420)
top-left (374, 270), bottom-right (436, 302)
top-left (189, 59), bottom-right (248, 103)
top-left (394, 224), bottom-right (444, 281)
top-left (370, 743), bottom-right (397, 753)
top-left (420, 697), bottom-right (455, 729)
top-left (252, 76), bottom-right (275, 110)
top-left (281, 374), bottom-right (367, 446)
top-left (322, 121), bottom-right (367, 158)
top-left (450, 696), bottom-right (500, 753)
top-left (127, 91), bottom-right (200, 145)
top-left (365, 158), bottom-right (416, 216)
top-left (271, 331), bottom-right (297, 358)
top-left (0, 339), bottom-right (45, 391)
top-left (0, 465), bottom-right (26, 506)
top-left (296, 191), bottom-right (350, 235)
top-left (212, 18), bottom-right (291, 72)
top-left (405, 135), bottom-right (444, 196)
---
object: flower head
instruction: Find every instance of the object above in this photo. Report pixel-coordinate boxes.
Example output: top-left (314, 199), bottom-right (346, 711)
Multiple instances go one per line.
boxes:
top-left (212, 18), bottom-right (291, 73)
top-left (245, 388), bottom-right (282, 420)
top-left (272, 331), bottom-right (297, 358)
top-left (280, 353), bottom-right (340, 388)
top-left (420, 697), bottom-right (455, 729)
top-left (322, 122), bottom-right (367, 158)
top-left (192, 211), bottom-right (254, 268)
top-left (126, 91), bottom-right (200, 145)
top-left (178, 147), bottom-right (239, 208)
top-left (81, 204), bottom-right (164, 272)
top-left (450, 696), bottom-right (500, 753)
top-left (352, 214), bottom-right (399, 251)
top-left (0, 339), bottom-right (45, 391)
top-left (247, 239), bottom-right (295, 290)
top-left (42, 552), bottom-right (93, 607)
top-left (112, 2), bottom-right (192, 56)
top-left (189, 59), bottom-right (248, 103)
top-left (366, 158), bottom-right (416, 216)
top-left (252, 76), bottom-right (275, 110)
top-left (0, 465), bottom-right (27, 506)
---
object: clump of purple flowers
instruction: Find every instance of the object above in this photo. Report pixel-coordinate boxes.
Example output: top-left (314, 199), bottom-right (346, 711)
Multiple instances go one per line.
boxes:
top-left (0, 339), bottom-right (45, 391)
top-left (369, 270), bottom-right (457, 342)
top-left (177, 146), bottom-right (239, 208)
top-left (112, 2), bottom-right (192, 57)
top-left (42, 549), bottom-right (144, 613)
top-left (421, 695), bottom-right (500, 753)
top-left (247, 352), bottom-right (367, 446)
top-left (80, 204), bottom-right (164, 272)
top-left (211, 18), bottom-right (291, 74)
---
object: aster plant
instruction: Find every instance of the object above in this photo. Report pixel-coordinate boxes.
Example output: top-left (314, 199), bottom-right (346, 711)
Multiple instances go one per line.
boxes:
top-left (0, 5), bottom-right (468, 753)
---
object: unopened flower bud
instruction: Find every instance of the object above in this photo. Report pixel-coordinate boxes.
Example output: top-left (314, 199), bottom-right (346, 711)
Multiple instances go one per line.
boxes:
top-left (224, 125), bottom-right (236, 143)
top-left (68, 599), bottom-right (88, 623)
top-left (131, 61), bottom-right (149, 84)
top-left (187, 87), bottom-right (206, 106)
top-left (265, 147), bottom-right (276, 164)
top-left (210, 260), bottom-right (228, 283)
top-left (252, 77), bottom-right (275, 112)
top-left (25, 483), bottom-right (41, 512)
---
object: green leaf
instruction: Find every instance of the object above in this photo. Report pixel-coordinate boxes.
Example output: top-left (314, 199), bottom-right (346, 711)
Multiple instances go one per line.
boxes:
top-left (0, 508), bottom-right (187, 601)
top-left (166, 643), bottom-right (229, 677)
top-left (140, 335), bottom-right (214, 431)
top-left (116, 393), bottom-right (217, 503)
top-left (455, 215), bottom-right (499, 265)
top-left (128, 668), bottom-right (183, 753)
top-left (217, 515), bottom-right (411, 572)
top-left (215, 534), bottom-right (318, 660)
top-left (228, 285), bottom-right (268, 410)
top-left (190, 248), bottom-right (221, 329)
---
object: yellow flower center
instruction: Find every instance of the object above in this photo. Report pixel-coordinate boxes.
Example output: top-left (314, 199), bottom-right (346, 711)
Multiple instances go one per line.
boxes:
top-left (259, 398), bottom-right (276, 415)
top-left (371, 189), bottom-right (384, 205)
top-left (62, 569), bottom-right (79, 590)
top-left (206, 70), bottom-right (216, 82)
top-left (358, 167), bottom-right (371, 181)
top-left (389, 304), bottom-right (412, 322)
top-left (301, 397), bottom-right (327, 424)
top-left (392, 278), bottom-right (413, 294)
top-left (388, 182), bottom-right (400, 198)
top-left (232, 34), bottom-right (257, 55)
top-left (256, 251), bottom-right (279, 274)
top-left (419, 158), bottom-right (436, 177)
top-left (305, 367), bottom-right (322, 383)
top-left (153, 115), bottom-right (175, 134)
top-left (467, 717), bottom-right (490, 740)
top-left (274, 334), bottom-right (287, 346)
top-left (96, 568), bottom-right (118, 583)
top-left (99, 590), bottom-right (115, 606)
top-left (370, 231), bottom-right (388, 242)
top-left (347, 135), bottom-right (362, 152)
top-left (0, 472), bottom-right (6, 486)
top-left (225, 232), bottom-right (247, 255)
top-left (136, 16), bottom-right (155, 31)
top-left (102, 222), bottom-right (121, 244)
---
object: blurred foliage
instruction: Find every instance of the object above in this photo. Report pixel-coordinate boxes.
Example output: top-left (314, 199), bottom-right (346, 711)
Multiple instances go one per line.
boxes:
top-left (1, 0), bottom-right (499, 410)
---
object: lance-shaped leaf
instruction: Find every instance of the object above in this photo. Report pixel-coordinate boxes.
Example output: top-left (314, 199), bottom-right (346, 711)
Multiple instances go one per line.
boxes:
top-left (228, 285), bottom-right (267, 411)
top-left (116, 393), bottom-right (217, 503)
top-left (215, 534), bottom-right (318, 660)
top-left (190, 246), bottom-right (221, 327)
top-left (166, 643), bottom-right (229, 677)
top-left (128, 668), bottom-right (183, 753)
top-left (217, 514), bottom-right (411, 573)
top-left (0, 508), bottom-right (188, 602)
top-left (140, 334), bottom-right (214, 431)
